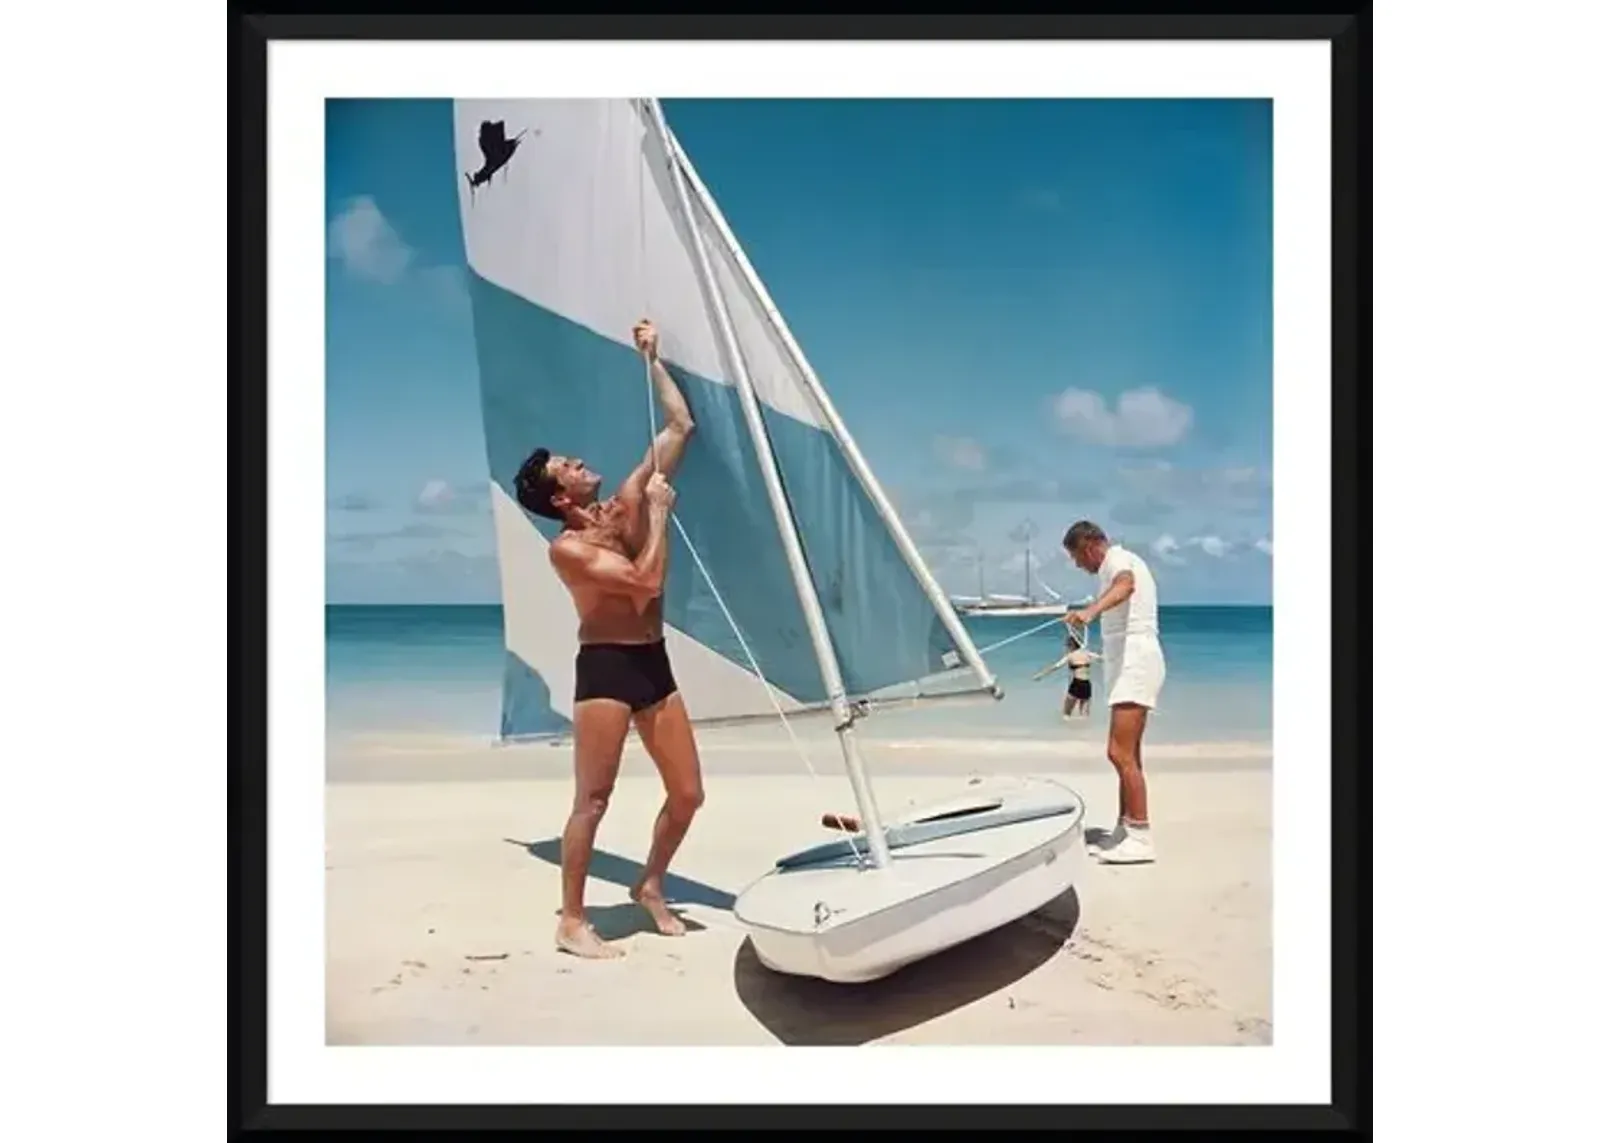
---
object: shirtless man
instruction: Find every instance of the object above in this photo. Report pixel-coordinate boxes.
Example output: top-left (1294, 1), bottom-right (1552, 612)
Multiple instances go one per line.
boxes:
top-left (511, 319), bottom-right (703, 958)
top-left (1061, 520), bottom-right (1167, 865)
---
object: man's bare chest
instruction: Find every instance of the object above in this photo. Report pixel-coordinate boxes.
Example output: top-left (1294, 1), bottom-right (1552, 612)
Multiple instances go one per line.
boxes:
top-left (571, 502), bottom-right (643, 557)
top-left (573, 530), bottom-right (636, 558)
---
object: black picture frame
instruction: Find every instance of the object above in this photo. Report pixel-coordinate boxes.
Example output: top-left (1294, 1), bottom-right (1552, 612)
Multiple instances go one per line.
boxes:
top-left (233, 11), bottom-right (1371, 1135)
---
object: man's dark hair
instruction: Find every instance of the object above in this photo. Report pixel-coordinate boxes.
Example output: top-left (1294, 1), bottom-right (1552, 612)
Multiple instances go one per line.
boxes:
top-left (1062, 519), bottom-right (1107, 553)
top-left (514, 447), bottom-right (564, 521)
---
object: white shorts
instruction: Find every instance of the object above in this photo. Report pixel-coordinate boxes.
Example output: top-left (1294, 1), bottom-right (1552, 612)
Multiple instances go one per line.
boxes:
top-left (1102, 633), bottom-right (1166, 710)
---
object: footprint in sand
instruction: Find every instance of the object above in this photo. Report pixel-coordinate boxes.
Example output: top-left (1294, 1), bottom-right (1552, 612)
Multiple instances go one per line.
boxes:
top-left (1234, 1016), bottom-right (1272, 1042)
top-left (1139, 975), bottom-right (1219, 1011)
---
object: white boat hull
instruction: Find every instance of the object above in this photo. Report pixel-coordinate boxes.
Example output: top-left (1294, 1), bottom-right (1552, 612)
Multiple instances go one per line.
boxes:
top-left (733, 775), bottom-right (1086, 984)
top-left (955, 603), bottom-right (1071, 619)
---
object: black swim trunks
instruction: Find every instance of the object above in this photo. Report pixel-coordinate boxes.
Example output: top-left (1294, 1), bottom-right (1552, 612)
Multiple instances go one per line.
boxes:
top-left (574, 640), bottom-right (679, 712)
top-left (1067, 676), bottom-right (1092, 701)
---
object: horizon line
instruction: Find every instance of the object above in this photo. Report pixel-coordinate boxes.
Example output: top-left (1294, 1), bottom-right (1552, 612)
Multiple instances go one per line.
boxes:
top-left (325, 599), bottom-right (1275, 608)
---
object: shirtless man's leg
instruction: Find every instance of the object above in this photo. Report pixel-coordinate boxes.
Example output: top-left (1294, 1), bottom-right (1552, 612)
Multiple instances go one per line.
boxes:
top-left (555, 696), bottom-right (633, 958)
top-left (630, 692), bottom-right (705, 936)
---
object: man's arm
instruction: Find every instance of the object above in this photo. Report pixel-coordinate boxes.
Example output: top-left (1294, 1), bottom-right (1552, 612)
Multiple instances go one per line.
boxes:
top-left (638, 351), bottom-right (696, 477)
top-left (621, 323), bottom-right (696, 505)
top-left (549, 509), bottom-right (672, 614)
top-left (1083, 572), bottom-right (1135, 621)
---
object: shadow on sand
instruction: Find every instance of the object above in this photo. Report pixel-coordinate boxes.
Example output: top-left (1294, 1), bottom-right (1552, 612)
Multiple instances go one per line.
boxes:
top-left (507, 837), bottom-right (734, 939)
top-left (509, 836), bottom-right (1081, 1043)
top-left (731, 886), bottom-right (1081, 1045)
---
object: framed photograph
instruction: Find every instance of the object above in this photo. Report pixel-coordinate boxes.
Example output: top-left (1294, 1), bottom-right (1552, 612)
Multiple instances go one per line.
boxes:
top-left (237, 13), bottom-right (1369, 1134)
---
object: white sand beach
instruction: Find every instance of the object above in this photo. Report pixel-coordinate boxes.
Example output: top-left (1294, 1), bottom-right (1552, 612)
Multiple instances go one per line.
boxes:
top-left (325, 727), bottom-right (1273, 1047)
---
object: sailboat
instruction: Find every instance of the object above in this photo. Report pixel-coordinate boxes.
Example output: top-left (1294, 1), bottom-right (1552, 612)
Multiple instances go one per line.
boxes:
top-left (451, 97), bottom-right (1086, 984)
top-left (950, 545), bottom-right (1077, 619)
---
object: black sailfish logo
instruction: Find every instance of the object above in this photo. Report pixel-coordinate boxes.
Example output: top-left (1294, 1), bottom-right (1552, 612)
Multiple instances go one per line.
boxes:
top-left (464, 120), bottom-right (529, 199)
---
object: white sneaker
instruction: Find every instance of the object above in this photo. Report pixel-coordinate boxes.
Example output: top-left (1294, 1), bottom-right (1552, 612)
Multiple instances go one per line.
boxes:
top-left (1096, 828), bottom-right (1156, 864)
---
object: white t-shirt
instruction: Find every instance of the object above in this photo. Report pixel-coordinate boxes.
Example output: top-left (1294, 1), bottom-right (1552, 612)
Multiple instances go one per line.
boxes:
top-left (1097, 544), bottom-right (1159, 640)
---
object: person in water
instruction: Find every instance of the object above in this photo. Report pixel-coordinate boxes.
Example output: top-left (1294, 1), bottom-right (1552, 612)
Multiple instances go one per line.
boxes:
top-left (1061, 630), bottom-right (1098, 719)
top-left (1032, 626), bottom-right (1099, 717)
top-left (513, 318), bottom-right (703, 960)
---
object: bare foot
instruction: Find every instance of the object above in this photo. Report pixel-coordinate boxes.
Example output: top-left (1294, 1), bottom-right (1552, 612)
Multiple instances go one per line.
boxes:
top-left (821, 811), bottom-right (862, 832)
top-left (554, 917), bottom-right (624, 959)
top-left (629, 882), bottom-right (687, 937)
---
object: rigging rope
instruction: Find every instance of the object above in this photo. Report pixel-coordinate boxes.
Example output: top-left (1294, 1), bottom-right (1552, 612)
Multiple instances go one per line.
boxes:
top-left (974, 613), bottom-right (1072, 656)
top-left (632, 104), bottom-right (868, 866)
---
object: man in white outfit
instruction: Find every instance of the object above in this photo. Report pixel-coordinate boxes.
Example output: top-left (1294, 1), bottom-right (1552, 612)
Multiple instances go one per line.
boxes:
top-left (1061, 520), bottom-right (1166, 864)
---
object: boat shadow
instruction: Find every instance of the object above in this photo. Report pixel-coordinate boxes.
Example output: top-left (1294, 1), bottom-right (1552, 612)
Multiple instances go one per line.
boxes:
top-left (506, 837), bottom-right (728, 939)
top-left (731, 886), bottom-right (1081, 1046)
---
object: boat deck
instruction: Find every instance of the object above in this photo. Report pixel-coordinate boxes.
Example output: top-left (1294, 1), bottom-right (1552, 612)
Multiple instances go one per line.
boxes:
top-left (733, 776), bottom-right (1084, 934)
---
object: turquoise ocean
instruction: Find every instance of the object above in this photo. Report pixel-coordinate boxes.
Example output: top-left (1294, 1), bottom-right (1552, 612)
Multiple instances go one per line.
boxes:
top-left (326, 604), bottom-right (1271, 748)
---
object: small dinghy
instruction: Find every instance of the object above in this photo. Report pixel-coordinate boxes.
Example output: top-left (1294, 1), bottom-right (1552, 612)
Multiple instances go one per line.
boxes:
top-left (737, 775), bottom-right (1086, 983)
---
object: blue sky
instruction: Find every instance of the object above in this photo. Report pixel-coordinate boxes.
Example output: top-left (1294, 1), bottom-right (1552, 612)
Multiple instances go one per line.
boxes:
top-left (326, 97), bottom-right (1273, 605)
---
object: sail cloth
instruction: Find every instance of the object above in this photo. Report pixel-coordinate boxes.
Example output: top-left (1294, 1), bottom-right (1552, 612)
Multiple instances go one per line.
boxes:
top-left (452, 98), bottom-right (968, 740)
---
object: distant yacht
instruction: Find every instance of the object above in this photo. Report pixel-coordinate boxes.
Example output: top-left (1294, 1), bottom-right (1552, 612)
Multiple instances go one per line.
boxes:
top-left (950, 545), bottom-right (1080, 619)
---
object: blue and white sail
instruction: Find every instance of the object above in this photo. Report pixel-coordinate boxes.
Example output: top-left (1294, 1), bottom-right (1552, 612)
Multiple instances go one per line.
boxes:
top-left (451, 99), bottom-right (990, 741)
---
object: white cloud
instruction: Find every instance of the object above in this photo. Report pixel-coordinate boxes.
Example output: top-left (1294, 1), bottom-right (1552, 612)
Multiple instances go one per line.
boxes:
top-left (328, 196), bottom-right (414, 284)
top-left (417, 479), bottom-right (454, 508)
top-left (327, 549), bottom-right (500, 605)
top-left (327, 492), bottom-right (377, 512)
top-left (1106, 460), bottom-right (1271, 537)
top-left (1052, 387), bottom-right (1194, 449)
top-left (1119, 460), bottom-right (1269, 501)
top-left (1192, 535), bottom-right (1230, 558)
top-left (414, 479), bottom-right (492, 517)
top-left (1119, 459), bottom-right (1177, 484)
top-left (419, 264), bottom-right (471, 313)
top-left (326, 203), bottom-right (470, 324)
top-left (1254, 537), bottom-right (1274, 557)
top-left (1205, 466), bottom-right (1261, 490)
top-left (328, 521), bottom-right (465, 551)
top-left (1152, 533), bottom-right (1186, 565)
top-left (933, 435), bottom-right (987, 472)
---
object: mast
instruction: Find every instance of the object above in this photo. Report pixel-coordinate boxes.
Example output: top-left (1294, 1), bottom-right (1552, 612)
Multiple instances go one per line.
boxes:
top-left (643, 99), bottom-right (893, 870)
top-left (977, 550), bottom-right (986, 600)
top-left (664, 125), bottom-right (1002, 701)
